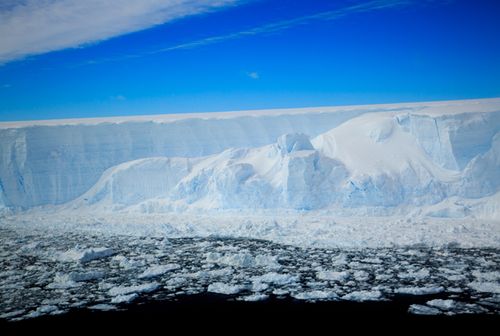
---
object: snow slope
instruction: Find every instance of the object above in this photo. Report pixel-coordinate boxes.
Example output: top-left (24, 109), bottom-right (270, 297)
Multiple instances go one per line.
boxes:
top-left (0, 98), bottom-right (499, 221)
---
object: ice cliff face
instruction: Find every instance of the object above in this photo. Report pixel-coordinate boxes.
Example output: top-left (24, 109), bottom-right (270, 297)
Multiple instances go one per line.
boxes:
top-left (0, 98), bottom-right (499, 215)
top-left (0, 108), bottom-right (366, 209)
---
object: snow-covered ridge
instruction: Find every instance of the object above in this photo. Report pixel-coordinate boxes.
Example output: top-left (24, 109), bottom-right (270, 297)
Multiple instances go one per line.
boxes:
top-left (0, 98), bottom-right (499, 215)
top-left (2, 98), bottom-right (499, 129)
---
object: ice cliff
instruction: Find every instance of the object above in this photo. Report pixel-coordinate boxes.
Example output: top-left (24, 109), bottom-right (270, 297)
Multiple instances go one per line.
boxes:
top-left (0, 98), bottom-right (499, 217)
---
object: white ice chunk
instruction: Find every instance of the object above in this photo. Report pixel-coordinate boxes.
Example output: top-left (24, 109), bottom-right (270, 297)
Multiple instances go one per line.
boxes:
top-left (317, 270), bottom-right (349, 282)
top-left (207, 282), bottom-right (245, 295)
top-left (138, 264), bottom-right (180, 279)
top-left (68, 271), bottom-right (105, 282)
top-left (251, 272), bottom-right (299, 285)
top-left (108, 282), bottom-right (160, 296)
top-left (427, 299), bottom-right (456, 310)
top-left (240, 294), bottom-right (269, 302)
top-left (60, 247), bottom-right (115, 263)
top-left (394, 286), bottom-right (445, 295)
top-left (293, 290), bottom-right (339, 301)
top-left (111, 293), bottom-right (139, 304)
top-left (47, 273), bottom-right (81, 289)
top-left (342, 290), bottom-right (383, 301)
top-left (37, 305), bottom-right (58, 314)
top-left (398, 268), bottom-right (430, 280)
top-left (472, 271), bottom-right (500, 281)
top-left (468, 281), bottom-right (500, 294)
top-left (251, 281), bottom-right (270, 292)
top-left (408, 304), bottom-right (442, 315)
top-left (89, 304), bottom-right (116, 311)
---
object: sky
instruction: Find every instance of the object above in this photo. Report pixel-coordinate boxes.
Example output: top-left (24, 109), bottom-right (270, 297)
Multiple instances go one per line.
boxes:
top-left (0, 0), bottom-right (499, 121)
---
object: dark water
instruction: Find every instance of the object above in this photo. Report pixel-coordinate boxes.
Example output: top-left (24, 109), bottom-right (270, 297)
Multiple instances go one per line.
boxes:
top-left (0, 227), bottom-right (499, 333)
top-left (2, 293), bottom-right (499, 334)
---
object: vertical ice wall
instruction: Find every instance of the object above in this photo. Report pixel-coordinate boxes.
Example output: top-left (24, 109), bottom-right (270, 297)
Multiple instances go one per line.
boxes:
top-left (0, 110), bottom-right (366, 208)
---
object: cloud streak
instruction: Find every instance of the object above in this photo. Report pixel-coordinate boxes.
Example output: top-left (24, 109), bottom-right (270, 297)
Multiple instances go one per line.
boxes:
top-left (247, 72), bottom-right (259, 80)
top-left (0, 0), bottom-right (240, 64)
top-left (81, 0), bottom-right (423, 66)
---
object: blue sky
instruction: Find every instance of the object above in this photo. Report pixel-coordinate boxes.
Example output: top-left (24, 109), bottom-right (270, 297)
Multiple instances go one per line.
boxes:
top-left (0, 0), bottom-right (499, 121)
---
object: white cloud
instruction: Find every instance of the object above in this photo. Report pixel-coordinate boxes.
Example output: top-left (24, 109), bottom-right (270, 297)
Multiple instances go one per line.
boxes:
top-left (111, 94), bottom-right (126, 101)
top-left (0, 0), bottom-right (240, 64)
top-left (247, 71), bottom-right (259, 79)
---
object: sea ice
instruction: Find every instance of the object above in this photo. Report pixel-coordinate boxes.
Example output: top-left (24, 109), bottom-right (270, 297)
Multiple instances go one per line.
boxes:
top-left (111, 293), bottom-right (139, 304)
top-left (317, 270), bottom-right (349, 282)
top-left (138, 264), bottom-right (180, 279)
top-left (108, 282), bottom-right (160, 296)
top-left (394, 286), bottom-right (445, 295)
top-left (251, 272), bottom-right (299, 285)
top-left (408, 304), bottom-right (441, 315)
top-left (427, 299), bottom-right (456, 311)
top-left (342, 290), bottom-right (383, 302)
top-left (207, 282), bottom-right (245, 295)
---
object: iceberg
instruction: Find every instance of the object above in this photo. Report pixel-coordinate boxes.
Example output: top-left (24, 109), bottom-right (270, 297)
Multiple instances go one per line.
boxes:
top-left (0, 98), bottom-right (499, 247)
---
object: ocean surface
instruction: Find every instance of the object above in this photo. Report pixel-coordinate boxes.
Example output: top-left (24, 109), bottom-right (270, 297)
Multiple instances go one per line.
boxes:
top-left (1, 226), bottom-right (499, 332)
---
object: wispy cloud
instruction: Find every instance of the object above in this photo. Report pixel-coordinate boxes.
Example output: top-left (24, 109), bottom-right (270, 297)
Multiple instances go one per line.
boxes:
top-left (0, 0), bottom-right (241, 64)
top-left (111, 94), bottom-right (126, 101)
top-left (81, 0), bottom-right (424, 66)
top-left (247, 72), bottom-right (259, 80)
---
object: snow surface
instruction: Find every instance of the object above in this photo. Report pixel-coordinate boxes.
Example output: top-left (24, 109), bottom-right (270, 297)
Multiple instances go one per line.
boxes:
top-left (0, 98), bottom-right (499, 248)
